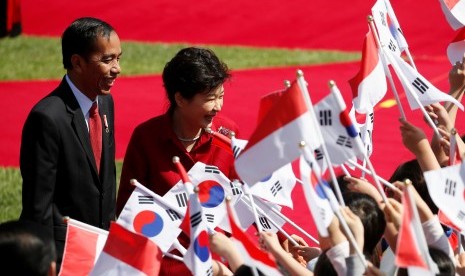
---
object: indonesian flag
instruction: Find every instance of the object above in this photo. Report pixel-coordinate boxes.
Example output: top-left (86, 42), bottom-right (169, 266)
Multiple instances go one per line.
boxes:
top-left (90, 222), bottom-right (162, 276)
top-left (183, 192), bottom-right (214, 276)
top-left (235, 80), bottom-right (322, 185)
top-left (117, 184), bottom-right (183, 253)
top-left (226, 201), bottom-right (282, 276)
top-left (447, 27), bottom-right (465, 64)
top-left (299, 146), bottom-right (336, 237)
top-left (313, 84), bottom-right (364, 166)
top-left (385, 50), bottom-right (464, 110)
top-left (249, 163), bottom-right (297, 208)
top-left (372, 0), bottom-right (402, 57)
top-left (439, 0), bottom-right (465, 30)
top-left (349, 27), bottom-right (387, 114)
top-left (395, 185), bottom-right (436, 274)
top-left (59, 219), bottom-right (108, 276)
top-left (163, 162), bottom-right (241, 231)
top-left (424, 162), bottom-right (465, 232)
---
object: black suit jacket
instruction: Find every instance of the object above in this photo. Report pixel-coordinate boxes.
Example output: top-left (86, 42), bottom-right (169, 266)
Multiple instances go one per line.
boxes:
top-left (20, 77), bottom-right (116, 264)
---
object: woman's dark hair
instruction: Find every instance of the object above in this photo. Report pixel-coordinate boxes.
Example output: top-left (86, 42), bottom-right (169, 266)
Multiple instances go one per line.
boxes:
top-left (162, 47), bottom-right (231, 114)
top-left (389, 159), bottom-right (438, 214)
top-left (313, 249), bottom-right (337, 276)
top-left (62, 17), bottom-right (115, 69)
top-left (344, 191), bottom-right (386, 266)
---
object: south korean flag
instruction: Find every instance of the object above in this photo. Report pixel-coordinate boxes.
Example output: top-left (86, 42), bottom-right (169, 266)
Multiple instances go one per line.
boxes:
top-left (424, 162), bottom-right (465, 232)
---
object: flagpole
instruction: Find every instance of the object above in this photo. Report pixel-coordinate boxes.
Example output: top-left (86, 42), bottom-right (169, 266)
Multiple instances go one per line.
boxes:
top-left (346, 159), bottom-right (399, 191)
top-left (330, 80), bottom-right (389, 203)
top-left (63, 217), bottom-right (109, 235)
top-left (450, 128), bottom-right (458, 165)
top-left (296, 70), bottom-right (346, 207)
top-left (242, 183), bottom-right (265, 233)
top-left (164, 252), bottom-right (184, 262)
top-left (241, 196), bottom-right (299, 247)
top-left (368, 16), bottom-right (406, 120)
top-left (340, 164), bottom-right (352, 177)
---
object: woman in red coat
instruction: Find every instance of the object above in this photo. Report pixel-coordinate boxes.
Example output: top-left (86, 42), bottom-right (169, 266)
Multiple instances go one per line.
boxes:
top-left (116, 47), bottom-right (239, 275)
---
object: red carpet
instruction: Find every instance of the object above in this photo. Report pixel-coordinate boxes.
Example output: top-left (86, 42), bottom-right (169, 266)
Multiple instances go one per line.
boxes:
top-left (21, 0), bottom-right (454, 57)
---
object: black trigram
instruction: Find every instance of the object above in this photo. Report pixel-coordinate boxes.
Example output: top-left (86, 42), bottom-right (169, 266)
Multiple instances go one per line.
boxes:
top-left (315, 149), bottom-right (324, 161)
top-left (138, 195), bottom-right (154, 204)
top-left (369, 112), bottom-right (374, 124)
top-left (336, 135), bottom-right (352, 148)
top-left (205, 213), bottom-right (215, 223)
top-left (206, 266), bottom-right (213, 276)
top-left (175, 193), bottom-right (188, 208)
top-left (166, 209), bottom-right (181, 221)
top-left (412, 78), bottom-right (428, 94)
top-left (190, 211), bottom-right (202, 228)
top-left (205, 165), bottom-right (220, 174)
top-left (233, 145), bottom-right (242, 159)
top-left (379, 11), bottom-right (386, 26)
top-left (271, 181), bottom-right (283, 197)
top-left (319, 110), bottom-right (332, 126)
top-left (458, 210), bottom-right (465, 221)
top-left (388, 40), bottom-right (397, 52)
top-left (230, 182), bottom-right (242, 196)
top-left (259, 217), bottom-right (272, 230)
top-left (444, 179), bottom-right (457, 196)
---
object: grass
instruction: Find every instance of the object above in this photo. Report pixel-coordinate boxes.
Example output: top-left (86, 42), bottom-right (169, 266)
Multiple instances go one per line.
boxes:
top-left (0, 35), bottom-right (360, 223)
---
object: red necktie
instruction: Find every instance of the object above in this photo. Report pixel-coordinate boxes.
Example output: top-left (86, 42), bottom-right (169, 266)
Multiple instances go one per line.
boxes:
top-left (89, 102), bottom-right (102, 173)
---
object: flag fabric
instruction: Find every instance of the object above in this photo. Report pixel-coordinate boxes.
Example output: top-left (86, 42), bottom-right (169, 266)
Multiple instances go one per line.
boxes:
top-left (424, 162), bottom-right (465, 232)
top-left (242, 195), bottom-right (287, 234)
top-left (117, 185), bottom-right (183, 253)
top-left (385, 50), bottom-right (464, 111)
top-left (383, 0), bottom-right (409, 51)
top-left (235, 80), bottom-right (322, 185)
top-left (183, 192), bottom-right (214, 276)
top-left (59, 219), bottom-right (108, 276)
top-left (299, 148), bottom-right (335, 237)
top-left (257, 89), bottom-right (286, 124)
top-left (313, 85), bottom-right (364, 166)
top-left (350, 107), bottom-right (374, 158)
top-left (90, 222), bottom-right (162, 276)
top-left (163, 162), bottom-right (241, 230)
top-left (226, 201), bottom-right (282, 276)
top-left (371, 0), bottom-right (402, 56)
top-left (395, 185), bottom-right (436, 273)
top-left (349, 27), bottom-right (387, 114)
top-left (439, 0), bottom-right (465, 30)
top-left (447, 27), bottom-right (465, 64)
top-left (231, 136), bottom-right (248, 159)
top-left (248, 163), bottom-right (297, 208)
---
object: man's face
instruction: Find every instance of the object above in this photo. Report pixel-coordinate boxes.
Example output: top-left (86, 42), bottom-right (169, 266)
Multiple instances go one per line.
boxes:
top-left (79, 31), bottom-right (122, 100)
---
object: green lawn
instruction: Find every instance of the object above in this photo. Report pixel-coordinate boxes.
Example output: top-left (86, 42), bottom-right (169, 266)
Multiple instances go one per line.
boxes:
top-left (0, 35), bottom-right (360, 223)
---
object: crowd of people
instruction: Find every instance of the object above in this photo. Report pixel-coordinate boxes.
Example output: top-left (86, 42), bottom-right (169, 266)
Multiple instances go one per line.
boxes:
top-left (2, 16), bottom-right (465, 275)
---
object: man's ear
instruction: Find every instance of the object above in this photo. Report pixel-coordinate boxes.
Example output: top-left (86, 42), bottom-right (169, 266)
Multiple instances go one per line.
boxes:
top-left (70, 54), bottom-right (84, 73)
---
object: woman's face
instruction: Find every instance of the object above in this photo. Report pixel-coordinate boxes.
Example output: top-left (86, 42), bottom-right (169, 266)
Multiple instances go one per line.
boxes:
top-left (179, 85), bottom-right (224, 129)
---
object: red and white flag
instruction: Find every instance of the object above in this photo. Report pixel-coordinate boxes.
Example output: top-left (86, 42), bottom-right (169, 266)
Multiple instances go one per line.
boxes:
top-left (117, 183), bottom-right (183, 253)
top-left (235, 80), bottom-right (321, 185)
top-left (395, 185), bottom-right (436, 274)
top-left (385, 50), bottom-right (464, 111)
top-left (249, 163), bottom-right (297, 208)
top-left (439, 0), bottom-right (465, 30)
top-left (349, 27), bottom-right (387, 114)
top-left (90, 222), bottom-right (162, 276)
top-left (183, 192), bottom-right (214, 276)
top-left (447, 27), bottom-right (465, 64)
top-left (424, 162), bottom-right (465, 232)
top-left (59, 219), bottom-right (108, 276)
top-left (227, 201), bottom-right (282, 276)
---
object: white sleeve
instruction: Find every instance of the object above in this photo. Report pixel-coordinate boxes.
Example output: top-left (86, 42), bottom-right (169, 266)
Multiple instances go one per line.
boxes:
top-left (326, 240), bottom-right (350, 276)
top-left (422, 215), bottom-right (455, 264)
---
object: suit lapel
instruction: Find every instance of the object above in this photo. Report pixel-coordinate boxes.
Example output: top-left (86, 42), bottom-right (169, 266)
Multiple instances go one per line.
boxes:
top-left (60, 80), bottom-right (99, 175)
top-left (98, 97), bottom-right (110, 179)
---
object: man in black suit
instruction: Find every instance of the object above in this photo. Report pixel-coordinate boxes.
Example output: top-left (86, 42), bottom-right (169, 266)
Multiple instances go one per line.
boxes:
top-left (20, 17), bottom-right (122, 268)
